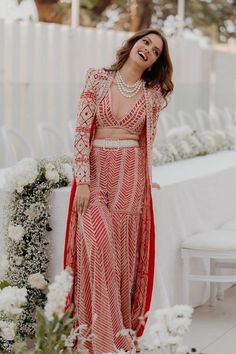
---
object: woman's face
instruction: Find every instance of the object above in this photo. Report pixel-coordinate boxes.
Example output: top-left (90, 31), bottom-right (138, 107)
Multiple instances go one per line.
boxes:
top-left (129, 33), bottom-right (163, 71)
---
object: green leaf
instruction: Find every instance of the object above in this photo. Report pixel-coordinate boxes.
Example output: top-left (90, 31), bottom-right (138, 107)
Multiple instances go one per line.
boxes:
top-left (35, 308), bottom-right (47, 349)
top-left (13, 341), bottom-right (27, 354)
top-left (0, 279), bottom-right (10, 289)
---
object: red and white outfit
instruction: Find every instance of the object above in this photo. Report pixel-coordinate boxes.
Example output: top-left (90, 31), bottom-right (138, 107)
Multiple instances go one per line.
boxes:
top-left (64, 68), bottom-right (165, 353)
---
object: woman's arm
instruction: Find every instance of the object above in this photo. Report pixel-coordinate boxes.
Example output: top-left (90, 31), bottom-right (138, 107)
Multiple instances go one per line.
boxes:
top-left (73, 68), bottom-right (97, 186)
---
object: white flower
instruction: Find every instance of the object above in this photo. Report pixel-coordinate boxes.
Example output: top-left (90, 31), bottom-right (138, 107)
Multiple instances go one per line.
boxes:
top-left (0, 320), bottom-right (16, 341)
top-left (167, 125), bottom-right (193, 140)
top-left (201, 133), bottom-right (217, 152)
top-left (152, 148), bottom-right (164, 165)
top-left (167, 335), bottom-right (182, 346)
top-left (153, 308), bottom-right (171, 321)
top-left (186, 135), bottom-right (203, 155)
top-left (178, 141), bottom-right (191, 155)
top-left (149, 321), bottom-right (167, 336)
top-left (0, 286), bottom-right (27, 315)
top-left (146, 305), bottom-right (193, 351)
top-left (165, 305), bottom-right (193, 336)
top-left (25, 202), bottom-right (45, 221)
top-left (62, 163), bottom-right (73, 183)
top-left (0, 255), bottom-right (9, 273)
top-left (45, 163), bottom-right (60, 183)
top-left (15, 256), bottom-right (23, 266)
top-left (8, 225), bottom-right (24, 243)
top-left (44, 268), bottom-right (73, 321)
top-left (5, 158), bottom-right (38, 193)
top-left (116, 327), bottom-right (135, 338)
top-left (176, 344), bottom-right (189, 354)
top-left (150, 337), bottom-right (161, 348)
top-left (171, 304), bottom-right (193, 318)
top-left (28, 273), bottom-right (48, 290)
top-left (225, 125), bottom-right (236, 149)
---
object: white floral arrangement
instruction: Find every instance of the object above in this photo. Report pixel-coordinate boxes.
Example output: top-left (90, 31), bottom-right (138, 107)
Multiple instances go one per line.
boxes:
top-left (152, 125), bottom-right (236, 165)
top-left (0, 267), bottom-right (201, 354)
top-left (109, 304), bottom-right (197, 354)
top-left (10, 267), bottom-right (94, 354)
top-left (0, 285), bottom-right (27, 352)
top-left (0, 156), bottom-right (73, 352)
top-left (140, 306), bottom-right (198, 354)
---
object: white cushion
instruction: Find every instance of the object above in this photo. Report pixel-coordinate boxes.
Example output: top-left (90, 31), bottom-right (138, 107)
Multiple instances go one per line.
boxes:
top-left (220, 218), bottom-right (236, 231)
top-left (182, 230), bottom-right (236, 251)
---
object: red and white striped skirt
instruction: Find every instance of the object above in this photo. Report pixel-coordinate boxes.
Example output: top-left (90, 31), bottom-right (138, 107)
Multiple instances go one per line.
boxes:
top-left (74, 139), bottom-right (146, 354)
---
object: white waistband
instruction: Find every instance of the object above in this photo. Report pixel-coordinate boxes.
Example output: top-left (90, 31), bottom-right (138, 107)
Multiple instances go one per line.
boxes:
top-left (93, 138), bottom-right (139, 148)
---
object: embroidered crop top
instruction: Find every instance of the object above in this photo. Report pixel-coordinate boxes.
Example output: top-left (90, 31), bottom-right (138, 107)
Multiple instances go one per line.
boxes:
top-left (95, 89), bottom-right (146, 135)
top-left (73, 68), bottom-right (165, 186)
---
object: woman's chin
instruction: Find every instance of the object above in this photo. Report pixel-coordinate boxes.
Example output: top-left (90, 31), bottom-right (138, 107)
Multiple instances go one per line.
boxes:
top-left (130, 56), bottom-right (148, 71)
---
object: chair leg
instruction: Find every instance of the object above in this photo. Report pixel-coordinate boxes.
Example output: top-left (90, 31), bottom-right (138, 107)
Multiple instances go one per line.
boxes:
top-left (183, 256), bottom-right (190, 304)
top-left (210, 258), bottom-right (217, 306)
top-left (217, 268), bottom-right (224, 300)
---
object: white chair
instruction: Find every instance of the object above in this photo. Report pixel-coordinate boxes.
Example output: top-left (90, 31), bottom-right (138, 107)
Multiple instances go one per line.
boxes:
top-left (195, 109), bottom-right (209, 131)
top-left (181, 229), bottom-right (236, 306)
top-left (177, 110), bottom-right (197, 130)
top-left (1, 126), bottom-right (34, 167)
top-left (215, 218), bottom-right (236, 300)
top-left (222, 107), bottom-right (236, 126)
top-left (159, 112), bottom-right (178, 137)
top-left (208, 112), bottom-right (222, 130)
top-left (37, 123), bottom-right (70, 157)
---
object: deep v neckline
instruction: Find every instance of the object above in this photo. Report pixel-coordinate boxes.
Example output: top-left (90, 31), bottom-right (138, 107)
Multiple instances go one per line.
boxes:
top-left (108, 88), bottom-right (144, 123)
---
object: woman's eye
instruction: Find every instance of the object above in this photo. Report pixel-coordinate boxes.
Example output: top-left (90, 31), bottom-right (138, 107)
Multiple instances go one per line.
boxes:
top-left (143, 39), bottom-right (148, 44)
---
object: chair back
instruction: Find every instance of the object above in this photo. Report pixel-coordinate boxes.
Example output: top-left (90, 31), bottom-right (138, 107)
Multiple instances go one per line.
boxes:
top-left (37, 123), bottom-right (70, 157)
top-left (1, 126), bottom-right (34, 167)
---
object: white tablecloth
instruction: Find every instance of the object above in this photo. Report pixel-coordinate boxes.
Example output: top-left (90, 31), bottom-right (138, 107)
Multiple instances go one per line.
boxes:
top-left (1, 151), bottom-right (236, 335)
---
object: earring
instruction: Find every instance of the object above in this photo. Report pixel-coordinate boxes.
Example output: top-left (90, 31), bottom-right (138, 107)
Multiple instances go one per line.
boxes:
top-left (148, 67), bottom-right (152, 72)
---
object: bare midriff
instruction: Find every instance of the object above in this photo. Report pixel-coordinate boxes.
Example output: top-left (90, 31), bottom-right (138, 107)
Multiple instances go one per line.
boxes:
top-left (94, 127), bottom-right (139, 141)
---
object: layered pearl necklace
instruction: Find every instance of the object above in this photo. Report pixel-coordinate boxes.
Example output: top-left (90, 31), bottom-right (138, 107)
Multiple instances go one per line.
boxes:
top-left (116, 70), bottom-right (143, 98)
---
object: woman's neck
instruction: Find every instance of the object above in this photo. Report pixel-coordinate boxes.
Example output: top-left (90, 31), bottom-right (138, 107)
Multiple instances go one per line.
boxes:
top-left (118, 61), bottom-right (143, 85)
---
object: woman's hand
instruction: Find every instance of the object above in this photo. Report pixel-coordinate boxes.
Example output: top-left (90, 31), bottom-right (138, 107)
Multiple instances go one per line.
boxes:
top-left (75, 184), bottom-right (90, 215)
top-left (152, 182), bottom-right (161, 189)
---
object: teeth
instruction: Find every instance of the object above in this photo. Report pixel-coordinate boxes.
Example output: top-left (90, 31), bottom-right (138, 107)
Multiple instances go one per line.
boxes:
top-left (138, 51), bottom-right (147, 61)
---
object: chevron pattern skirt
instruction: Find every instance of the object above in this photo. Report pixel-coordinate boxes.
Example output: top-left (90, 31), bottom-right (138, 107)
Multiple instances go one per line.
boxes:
top-left (74, 142), bottom-right (146, 354)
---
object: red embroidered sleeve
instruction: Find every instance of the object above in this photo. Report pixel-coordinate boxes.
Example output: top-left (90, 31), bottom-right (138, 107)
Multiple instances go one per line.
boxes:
top-left (151, 84), bottom-right (166, 145)
top-left (73, 68), bottom-right (97, 185)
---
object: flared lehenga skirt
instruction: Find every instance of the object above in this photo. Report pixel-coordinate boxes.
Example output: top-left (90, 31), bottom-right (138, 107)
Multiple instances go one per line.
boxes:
top-left (72, 142), bottom-right (146, 354)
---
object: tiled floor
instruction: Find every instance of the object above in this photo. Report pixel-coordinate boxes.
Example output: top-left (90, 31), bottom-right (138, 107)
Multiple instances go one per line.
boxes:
top-left (184, 285), bottom-right (236, 354)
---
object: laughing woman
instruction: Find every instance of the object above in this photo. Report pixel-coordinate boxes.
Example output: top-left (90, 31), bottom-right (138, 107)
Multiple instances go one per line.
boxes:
top-left (64, 28), bottom-right (173, 354)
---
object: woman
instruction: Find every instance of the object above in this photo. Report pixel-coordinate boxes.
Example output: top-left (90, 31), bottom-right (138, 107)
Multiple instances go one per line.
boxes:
top-left (64, 28), bottom-right (173, 353)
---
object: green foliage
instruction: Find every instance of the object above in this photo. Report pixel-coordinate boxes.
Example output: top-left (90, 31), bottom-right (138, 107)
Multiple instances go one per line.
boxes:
top-left (81, 0), bottom-right (98, 10)
top-left (0, 280), bottom-right (10, 289)
top-left (185, 0), bottom-right (236, 42)
top-left (13, 340), bottom-right (27, 354)
top-left (16, 0), bottom-right (236, 42)
top-left (32, 306), bottom-right (75, 354)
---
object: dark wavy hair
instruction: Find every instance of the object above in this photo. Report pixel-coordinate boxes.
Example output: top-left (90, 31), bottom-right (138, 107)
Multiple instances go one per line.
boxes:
top-left (104, 28), bottom-right (174, 100)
